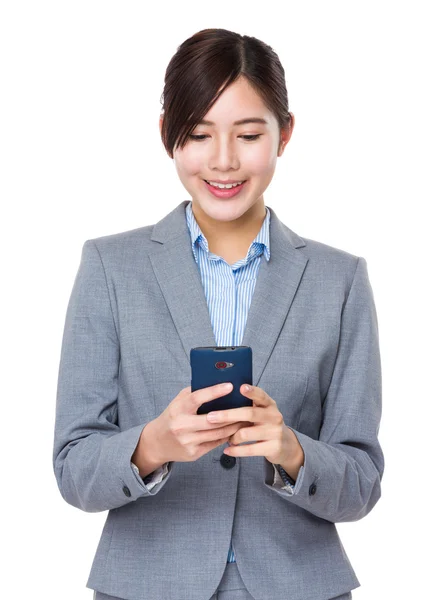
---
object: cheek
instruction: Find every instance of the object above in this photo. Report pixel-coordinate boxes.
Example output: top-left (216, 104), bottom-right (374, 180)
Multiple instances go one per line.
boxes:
top-left (245, 152), bottom-right (276, 177)
top-left (243, 141), bottom-right (277, 175)
top-left (175, 154), bottom-right (202, 178)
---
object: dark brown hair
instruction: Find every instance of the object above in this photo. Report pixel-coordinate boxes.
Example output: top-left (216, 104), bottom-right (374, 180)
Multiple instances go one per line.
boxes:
top-left (160, 28), bottom-right (293, 158)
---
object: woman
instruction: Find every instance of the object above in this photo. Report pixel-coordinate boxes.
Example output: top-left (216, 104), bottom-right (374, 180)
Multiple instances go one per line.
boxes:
top-left (53, 28), bottom-right (384, 600)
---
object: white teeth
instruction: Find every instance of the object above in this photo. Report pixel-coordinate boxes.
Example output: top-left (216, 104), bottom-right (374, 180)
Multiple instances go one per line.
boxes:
top-left (207, 180), bottom-right (245, 189)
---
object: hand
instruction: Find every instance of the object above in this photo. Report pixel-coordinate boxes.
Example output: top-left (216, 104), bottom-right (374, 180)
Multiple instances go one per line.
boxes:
top-left (206, 384), bottom-right (303, 466)
top-left (152, 383), bottom-right (252, 464)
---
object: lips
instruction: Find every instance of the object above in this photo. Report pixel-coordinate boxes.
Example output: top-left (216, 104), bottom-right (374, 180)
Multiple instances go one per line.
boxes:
top-left (203, 179), bottom-right (247, 199)
top-left (204, 180), bottom-right (246, 187)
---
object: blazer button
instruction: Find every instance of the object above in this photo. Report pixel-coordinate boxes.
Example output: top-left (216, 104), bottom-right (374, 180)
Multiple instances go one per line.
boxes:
top-left (123, 485), bottom-right (131, 497)
top-left (309, 483), bottom-right (317, 496)
top-left (220, 454), bottom-right (236, 469)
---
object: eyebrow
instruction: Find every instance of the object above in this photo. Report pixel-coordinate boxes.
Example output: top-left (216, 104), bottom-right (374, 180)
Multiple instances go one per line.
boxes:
top-left (196, 118), bottom-right (268, 126)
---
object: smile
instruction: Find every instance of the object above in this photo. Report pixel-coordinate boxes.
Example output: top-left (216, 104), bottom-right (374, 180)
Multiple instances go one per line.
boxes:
top-left (203, 179), bottom-right (247, 199)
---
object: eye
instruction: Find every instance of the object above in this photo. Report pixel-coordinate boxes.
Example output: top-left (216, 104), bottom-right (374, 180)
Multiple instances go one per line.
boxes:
top-left (241, 135), bottom-right (261, 141)
top-left (188, 134), bottom-right (262, 142)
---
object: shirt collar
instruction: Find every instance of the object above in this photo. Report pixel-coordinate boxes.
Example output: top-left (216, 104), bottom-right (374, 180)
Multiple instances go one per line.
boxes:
top-left (185, 200), bottom-right (271, 264)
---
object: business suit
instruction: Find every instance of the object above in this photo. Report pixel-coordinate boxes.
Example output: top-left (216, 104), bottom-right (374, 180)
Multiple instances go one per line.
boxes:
top-left (53, 200), bottom-right (384, 600)
top-left (129, 203), bottom-right (303, 543)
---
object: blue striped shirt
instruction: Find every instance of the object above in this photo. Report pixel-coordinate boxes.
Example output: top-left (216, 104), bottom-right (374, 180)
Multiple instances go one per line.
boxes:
top-left (185, 200), bottom-right (296, 563)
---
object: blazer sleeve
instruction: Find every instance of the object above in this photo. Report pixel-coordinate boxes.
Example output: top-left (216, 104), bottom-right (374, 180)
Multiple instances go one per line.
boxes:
top-left (52, 240), bottom-right (173, 513)
top-left (264, 256), bottom-right (385, 522)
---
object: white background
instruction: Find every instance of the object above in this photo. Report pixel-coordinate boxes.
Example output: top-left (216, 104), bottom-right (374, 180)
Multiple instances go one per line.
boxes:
top-left (1, 1), bottom-right (444, 598)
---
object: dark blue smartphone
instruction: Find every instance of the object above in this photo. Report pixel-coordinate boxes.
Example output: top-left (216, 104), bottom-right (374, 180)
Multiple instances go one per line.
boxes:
top-left (191, 346), bottom-right (253, 415)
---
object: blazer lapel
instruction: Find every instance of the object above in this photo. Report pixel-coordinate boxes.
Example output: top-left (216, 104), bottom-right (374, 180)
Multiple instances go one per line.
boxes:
top-left (148, 201), bottom-right (308, 387)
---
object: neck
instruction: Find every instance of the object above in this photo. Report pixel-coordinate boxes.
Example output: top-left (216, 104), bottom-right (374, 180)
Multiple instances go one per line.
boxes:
top-left (191, 200), bottom-right (266, 251)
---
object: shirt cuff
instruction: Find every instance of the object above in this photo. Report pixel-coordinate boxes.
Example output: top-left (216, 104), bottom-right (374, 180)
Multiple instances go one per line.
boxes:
top-left (131, 461), bottom-right (170, 490)
top-left (272, 462), bottom-right (305, 494)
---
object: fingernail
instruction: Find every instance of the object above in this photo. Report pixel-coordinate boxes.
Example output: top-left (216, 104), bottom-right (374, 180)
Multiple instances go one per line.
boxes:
top-left (207, 412), bottom-right (219, 422)
top-left (244, 385), bottom-right (250, 392)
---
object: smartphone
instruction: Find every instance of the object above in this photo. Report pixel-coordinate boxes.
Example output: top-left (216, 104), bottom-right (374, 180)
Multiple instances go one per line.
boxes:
top-left (191, 346), bottom-right (253, 415)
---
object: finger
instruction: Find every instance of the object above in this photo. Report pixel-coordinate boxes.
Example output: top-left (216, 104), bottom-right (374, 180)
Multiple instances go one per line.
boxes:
top-left (206, 420), bottom-right (253, 432)
top-left (241, 384), bottom-right (271, 407)
top-left (224, 439), bottom-right (274, 457)
top-left (191, 382), bottom-right (233, 412)
top-left (198, 421), bottom-right (244, 442)
top-left (207, 403), bottom-right (280, 426)
top-left (207, 406), bottom-right (257, 424)
top-left (228, 424), bottom-right (272, 447)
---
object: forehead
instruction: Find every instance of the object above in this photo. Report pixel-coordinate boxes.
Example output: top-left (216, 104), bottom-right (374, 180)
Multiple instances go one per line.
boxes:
top-left (200, 77), bottom-right (274, 127)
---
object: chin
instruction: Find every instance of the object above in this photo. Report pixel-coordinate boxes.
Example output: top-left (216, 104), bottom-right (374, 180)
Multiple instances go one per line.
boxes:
top-left (200, 198), bottom-right (250, 217)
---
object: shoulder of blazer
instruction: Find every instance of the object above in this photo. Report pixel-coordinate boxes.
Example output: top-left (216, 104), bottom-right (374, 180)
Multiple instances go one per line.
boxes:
top-left (270, 210), bottom-right (361, 268)
top-left (299, 236), bottom-right (359, 263)
top-left (295, 236), bottom-right (363, 300)
top-left (298, 236), bottom-right (361, 275)
top-left (84, 224), bottom-right (155, 258)
top-left (89, 224), bottom-right (155, 246)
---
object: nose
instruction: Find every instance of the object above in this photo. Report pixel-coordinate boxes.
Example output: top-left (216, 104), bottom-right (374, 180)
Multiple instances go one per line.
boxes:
top-left (208, 137), bottom-right (240, 172)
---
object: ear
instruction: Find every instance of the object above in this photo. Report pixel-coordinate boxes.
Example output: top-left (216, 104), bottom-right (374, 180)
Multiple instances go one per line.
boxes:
top-left (278, 112), bottom-right (295, 157)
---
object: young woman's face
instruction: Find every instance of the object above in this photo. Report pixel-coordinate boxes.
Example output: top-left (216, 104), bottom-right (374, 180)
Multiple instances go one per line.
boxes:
top-left (165, 76), bottom-right (293, 224)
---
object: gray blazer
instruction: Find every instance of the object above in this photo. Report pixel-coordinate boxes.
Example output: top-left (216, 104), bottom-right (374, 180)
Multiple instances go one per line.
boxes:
top-left (53, 200), bottom-right (384, 600)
